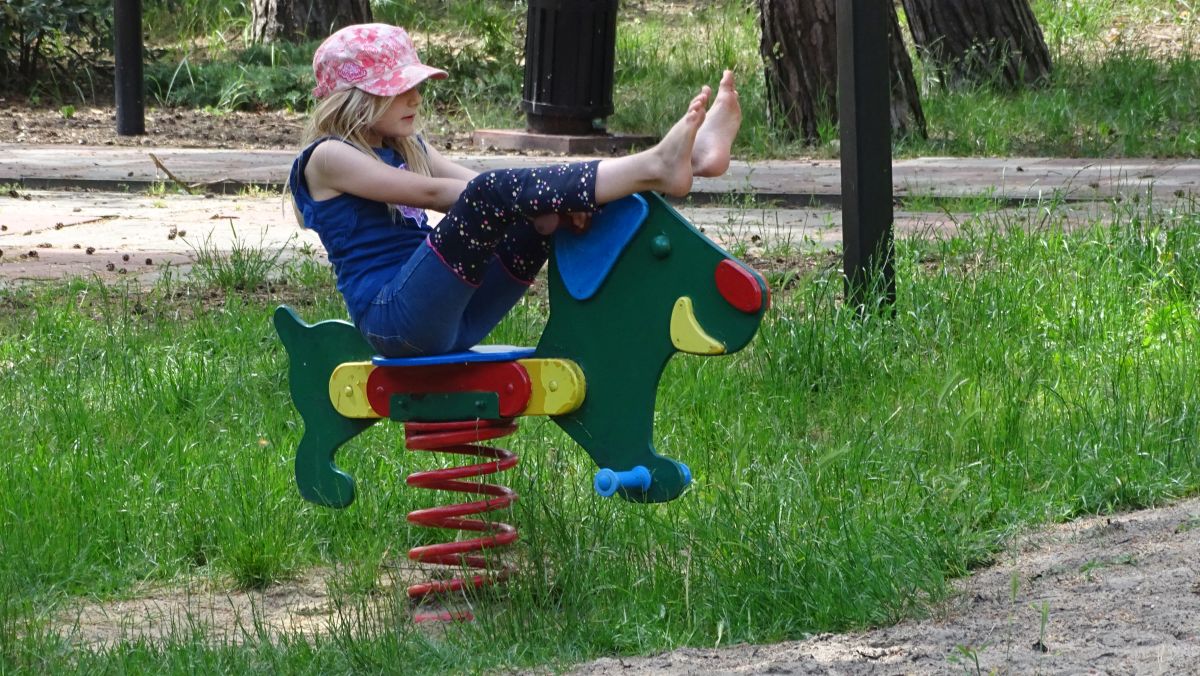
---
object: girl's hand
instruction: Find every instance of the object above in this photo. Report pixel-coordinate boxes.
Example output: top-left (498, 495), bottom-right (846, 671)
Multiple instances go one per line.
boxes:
top-left (532, 212), bottom-right (592, 236)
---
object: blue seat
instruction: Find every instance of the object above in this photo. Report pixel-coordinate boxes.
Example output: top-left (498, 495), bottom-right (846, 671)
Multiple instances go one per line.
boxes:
top-left (371, 345), bottom-right (536, 367)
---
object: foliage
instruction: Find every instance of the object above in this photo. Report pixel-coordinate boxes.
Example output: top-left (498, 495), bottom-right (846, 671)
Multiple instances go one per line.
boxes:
top-left (0, 0), bottom-right (111, 96)
top-left (142, 1), bottom-right (527, 116)
top-left (145, 58), bottom-right (314, 112)
top-left (3, 0), bottom-right (1197, 158)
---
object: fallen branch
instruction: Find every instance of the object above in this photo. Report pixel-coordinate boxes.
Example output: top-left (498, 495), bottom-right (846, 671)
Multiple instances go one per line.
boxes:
top-left (54, 215), bottom-right (120, 229)
top-left (147, 153), bottom-right (196, 193)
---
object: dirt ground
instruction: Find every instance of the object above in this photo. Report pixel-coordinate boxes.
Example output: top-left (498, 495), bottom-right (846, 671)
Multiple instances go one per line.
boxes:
top-left (0, 102), bottom-right (304, 150)
top-left (50, 497), bottom-right (1200, 673)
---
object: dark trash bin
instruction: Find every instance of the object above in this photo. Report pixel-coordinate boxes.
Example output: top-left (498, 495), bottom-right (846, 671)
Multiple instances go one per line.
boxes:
top-left (521, 0), bottom-right (618, 135)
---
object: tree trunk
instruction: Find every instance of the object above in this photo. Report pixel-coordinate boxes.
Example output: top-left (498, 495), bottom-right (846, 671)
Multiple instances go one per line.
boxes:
top-left (884, 4), bottom-right (925, 140)
top-left (251, 0), bottom-right (372, 43)
top-left (900, 0), bottom-right (1052, 90)
top-left (758, 0), bottom-right (924, 144)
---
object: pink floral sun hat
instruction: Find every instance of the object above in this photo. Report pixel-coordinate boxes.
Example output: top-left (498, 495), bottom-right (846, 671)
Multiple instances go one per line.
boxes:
top-left (312, 24), bottom-right (448, 99)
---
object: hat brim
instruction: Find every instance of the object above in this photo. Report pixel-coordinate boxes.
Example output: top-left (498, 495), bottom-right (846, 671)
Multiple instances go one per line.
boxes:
top-left (357, 64), bottom-right (448, 98)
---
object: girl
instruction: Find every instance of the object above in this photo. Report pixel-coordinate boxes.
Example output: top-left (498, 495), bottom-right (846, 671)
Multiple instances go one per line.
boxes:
top-left (291, 23), bottom-right (741, 357)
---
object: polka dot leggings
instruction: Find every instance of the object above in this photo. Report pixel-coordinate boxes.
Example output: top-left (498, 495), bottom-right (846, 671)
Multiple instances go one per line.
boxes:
top-left (429, 161), bottom-right (600, 285)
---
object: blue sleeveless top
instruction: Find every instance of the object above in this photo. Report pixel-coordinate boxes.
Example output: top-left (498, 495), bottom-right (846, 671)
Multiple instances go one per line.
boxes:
top-left (289, 138), bottom-right (433, 325)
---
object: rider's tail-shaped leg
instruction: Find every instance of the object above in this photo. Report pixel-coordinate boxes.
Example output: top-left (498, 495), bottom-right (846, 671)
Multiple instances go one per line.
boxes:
top-left (274, 306), bottom-right (378, 508)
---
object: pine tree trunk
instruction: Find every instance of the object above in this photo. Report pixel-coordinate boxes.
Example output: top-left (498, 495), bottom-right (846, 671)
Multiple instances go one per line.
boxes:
top-left (900, 0), bottom-right (1052, 90)
top-left (758, 0), bottom-right (925, 144)
top-left (251, 0), bottom-right (373, 43)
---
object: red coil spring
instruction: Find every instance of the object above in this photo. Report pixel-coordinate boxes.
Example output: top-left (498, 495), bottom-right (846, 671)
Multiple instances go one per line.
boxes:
top-left (403, 419), bottom-right (519, 623)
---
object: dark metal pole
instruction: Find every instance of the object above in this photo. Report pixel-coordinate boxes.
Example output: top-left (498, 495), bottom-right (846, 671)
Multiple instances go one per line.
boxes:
top-left (837, 0), bottom-right (894, 309)
top-left (114, 0), bottom-right (145, 136)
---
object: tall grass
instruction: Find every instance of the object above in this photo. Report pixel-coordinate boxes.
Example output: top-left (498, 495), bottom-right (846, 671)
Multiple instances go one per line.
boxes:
top-left (2, 197), bottom-right (1200, 671)
top-left (1032, 0), bottom-right (1196, 56)
top-left (185, 225), bottom-right (294, 291)
top-left (143, 0), bottom-right (249, 47)
top-left (908, 50), bottom-right (1200, 157)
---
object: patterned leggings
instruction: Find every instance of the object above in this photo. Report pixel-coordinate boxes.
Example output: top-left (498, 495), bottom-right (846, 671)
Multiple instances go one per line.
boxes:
top-left (429, 161), bottom-right (601, 285)
top-left (359, 160), bottom-right (601, 357)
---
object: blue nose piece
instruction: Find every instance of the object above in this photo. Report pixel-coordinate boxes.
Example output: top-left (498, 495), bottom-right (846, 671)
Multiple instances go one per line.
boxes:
top-left (593, 466), bottom-right (652, 497)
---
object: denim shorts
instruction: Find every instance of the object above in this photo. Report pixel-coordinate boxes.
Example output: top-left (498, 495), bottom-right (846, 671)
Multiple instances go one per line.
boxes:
top-left (357, 239), bottom-right (531, 358)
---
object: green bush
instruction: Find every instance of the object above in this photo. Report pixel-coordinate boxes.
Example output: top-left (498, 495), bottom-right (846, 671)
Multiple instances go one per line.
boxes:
top-left (0, 0), bottom-right (111, 94)
top-left (145, 59), bottom-right (313, 112)
top-left (143, 3), bottom-right (527, 118)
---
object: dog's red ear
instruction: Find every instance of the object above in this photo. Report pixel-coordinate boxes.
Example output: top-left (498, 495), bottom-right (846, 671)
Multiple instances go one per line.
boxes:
top-left (554, 194), bottom-right (649, 301)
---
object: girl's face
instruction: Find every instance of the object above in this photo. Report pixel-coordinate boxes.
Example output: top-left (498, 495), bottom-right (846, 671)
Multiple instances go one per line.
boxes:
top-left (369, 86), bottom-right (423, 143)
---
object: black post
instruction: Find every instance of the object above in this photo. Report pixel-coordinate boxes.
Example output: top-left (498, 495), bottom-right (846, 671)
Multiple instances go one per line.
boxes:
top-left (837, 0), bottom-right (894, 309)
top-left (114, 0), bottom-right (145, 136)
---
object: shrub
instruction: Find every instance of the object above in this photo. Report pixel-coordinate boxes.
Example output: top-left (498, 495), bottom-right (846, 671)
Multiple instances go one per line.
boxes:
top-left (0, 0), bottom-right (111, 95)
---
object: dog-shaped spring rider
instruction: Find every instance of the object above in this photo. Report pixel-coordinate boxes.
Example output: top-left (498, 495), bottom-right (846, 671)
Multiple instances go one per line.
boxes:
top-left (275, 192), bottom-right (768, 621)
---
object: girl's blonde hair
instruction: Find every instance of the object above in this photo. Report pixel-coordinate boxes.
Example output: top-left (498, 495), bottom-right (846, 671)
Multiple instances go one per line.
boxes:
top-left (292, 87), bottom-right (431, 226)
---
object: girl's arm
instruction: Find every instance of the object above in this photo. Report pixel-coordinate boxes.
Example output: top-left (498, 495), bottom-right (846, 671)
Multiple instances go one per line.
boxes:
top-left (305, 140), bottom-right (466, 212)
top-left (426, 143), bottom-right (479, 182)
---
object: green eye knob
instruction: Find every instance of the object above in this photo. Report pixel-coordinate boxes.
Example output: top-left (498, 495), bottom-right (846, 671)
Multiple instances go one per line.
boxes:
top-left (651, 235), bottom-right (671, 258)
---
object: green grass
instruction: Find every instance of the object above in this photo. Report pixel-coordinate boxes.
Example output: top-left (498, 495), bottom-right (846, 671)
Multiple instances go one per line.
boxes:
top-left (908, 51), bottom-right (1200, 157)
top-left (899, 190), bottom-right (1009, 213)
top-left (1031, 0), bottom-right (1196, 54)
top-left (125, 0), bottom-right (1200, 158)
top-left (3, 196), bottom-right (1200, 671)
top-left (184, 225), bottom-right (294, 292)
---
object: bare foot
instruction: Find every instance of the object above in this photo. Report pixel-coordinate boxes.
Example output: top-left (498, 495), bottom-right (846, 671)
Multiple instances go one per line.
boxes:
top-left (593, 90), bottom-right (707, 202)
top-left (646, 91), bottom-right (708, 197)
top-left (691, 70), bottom-right (741, 178)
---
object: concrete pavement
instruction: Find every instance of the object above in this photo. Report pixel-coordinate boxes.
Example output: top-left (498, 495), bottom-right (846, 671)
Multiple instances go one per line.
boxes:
top-left (1, 143), bottom-right (1197, 285)
top-left (4, 143), bottom-right (1200, 204)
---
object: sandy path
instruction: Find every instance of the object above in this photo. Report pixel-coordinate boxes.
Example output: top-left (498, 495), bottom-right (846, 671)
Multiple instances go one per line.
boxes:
top-left (572, 498), bottom-right (1200, 675)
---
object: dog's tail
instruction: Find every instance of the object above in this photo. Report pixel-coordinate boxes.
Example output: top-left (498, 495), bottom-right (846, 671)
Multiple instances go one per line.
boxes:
top-left (273, 305), bottom-right (377, 508)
